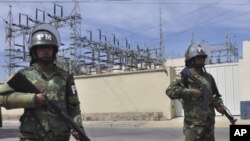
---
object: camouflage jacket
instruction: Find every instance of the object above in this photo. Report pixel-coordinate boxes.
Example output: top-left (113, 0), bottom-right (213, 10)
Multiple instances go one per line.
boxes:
top-left (0, 63), bottom-right (83, 140)
top-left (166, 68), bottom-right (223, 126)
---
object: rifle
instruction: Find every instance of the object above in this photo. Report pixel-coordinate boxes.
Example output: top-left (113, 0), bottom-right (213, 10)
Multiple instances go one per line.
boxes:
top-left (181, 67), bottom-right (213, 109)
top-left (7, 72), bottom-right (91, 141)
top-left (222, 105), bottom-right (237, 125)
top-left (181, 68), bottom-right (237, 125)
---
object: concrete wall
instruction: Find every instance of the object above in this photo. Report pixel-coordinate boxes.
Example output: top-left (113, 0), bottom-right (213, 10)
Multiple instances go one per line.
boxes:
top-left (239, 41), bottom-right (250, 101)
top-left (165, 57), bottom-right (185, 67)
top-left (1, 68), bottom-right (174, 120)
top-left (75, 68), bottom-right (174, 120)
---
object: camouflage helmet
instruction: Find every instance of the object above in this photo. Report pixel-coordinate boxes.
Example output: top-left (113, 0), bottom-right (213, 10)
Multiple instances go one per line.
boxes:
top-left (185, 43), bottom-right (208, 62)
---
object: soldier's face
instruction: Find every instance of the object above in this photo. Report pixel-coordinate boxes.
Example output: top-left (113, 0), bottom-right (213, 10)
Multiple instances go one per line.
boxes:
top-left (36, 45), bottom-right (54, 58)
top-left (194, 56), bottom-right (205, 66)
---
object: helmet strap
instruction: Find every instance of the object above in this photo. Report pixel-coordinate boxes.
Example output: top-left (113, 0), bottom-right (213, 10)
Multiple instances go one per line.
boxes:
top-left (36, 57), bottom-right (55, 65)
top-left (30, 47), bottom-right (57, 65)
top-left (186, 59), bottom-right (205, 68)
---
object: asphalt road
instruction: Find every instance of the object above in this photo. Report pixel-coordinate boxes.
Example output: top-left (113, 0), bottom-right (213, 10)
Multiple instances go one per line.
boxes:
top-left (0, 124), bottom-right (229, 141)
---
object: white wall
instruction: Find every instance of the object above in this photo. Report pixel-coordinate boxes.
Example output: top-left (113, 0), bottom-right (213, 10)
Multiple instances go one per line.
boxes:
top-left (239, 41), bottom-right (250, 101)
top-left (165, 58), bottom-right (185, 67)
top-left (75, 68), bottom-right (174, 119)
top-left (1, 68), bottom-right (174, 120)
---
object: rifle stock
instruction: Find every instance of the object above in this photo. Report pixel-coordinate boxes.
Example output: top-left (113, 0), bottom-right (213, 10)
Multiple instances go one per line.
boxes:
top-left (7, 72), bottom-right (91, 141)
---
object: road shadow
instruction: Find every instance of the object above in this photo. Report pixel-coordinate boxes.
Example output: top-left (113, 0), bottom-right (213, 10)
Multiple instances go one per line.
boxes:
top-left (0, 128), bottom-right (18, 139)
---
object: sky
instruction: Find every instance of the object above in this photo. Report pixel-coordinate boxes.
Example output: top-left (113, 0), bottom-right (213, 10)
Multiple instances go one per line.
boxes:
top-left (0, 0), bottom-right (250, 81)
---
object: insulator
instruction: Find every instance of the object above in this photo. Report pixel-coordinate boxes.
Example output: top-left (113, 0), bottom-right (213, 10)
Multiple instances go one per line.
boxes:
top-left (6, 28), bottom-right (12, 37)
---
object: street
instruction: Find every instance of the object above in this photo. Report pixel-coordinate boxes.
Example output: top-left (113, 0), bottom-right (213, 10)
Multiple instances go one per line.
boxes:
top-left (0, 123), bottom-right (229, 141)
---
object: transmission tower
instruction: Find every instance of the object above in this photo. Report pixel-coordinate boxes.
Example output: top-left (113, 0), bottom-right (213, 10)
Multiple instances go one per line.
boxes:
top-left (3, 2), bottom-right (165, 77)
top-left (210, 32), bottom-right (239, 64)
top-left (159, 6), bottom-right (165, 65)
top-left (69, 0), bottom-right (82, 74)
top-left (4, 5), bottom-right (15, 76)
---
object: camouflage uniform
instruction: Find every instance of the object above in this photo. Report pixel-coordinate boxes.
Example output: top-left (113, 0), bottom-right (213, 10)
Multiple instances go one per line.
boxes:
top-left (0, 63), bottom-right (83, 141)
top-left (166, 68), bottom-right (223, 141)
top-left (0, 24), bottom-right (84, 141)
top-left (166, 42), bottom-right (224, 141)
top-left (0, 107), bottom-right (2, 127)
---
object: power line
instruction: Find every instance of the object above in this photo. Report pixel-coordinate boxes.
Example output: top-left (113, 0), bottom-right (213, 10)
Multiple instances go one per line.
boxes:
top-left (1, 0), bottom-right (250, 5)
top-left (0, 15), bottom-right (6, 21)
top-left (38, 0), bottom-right (50, 14)
top-left (122, 0), bottom-right (222, 40)
top-left (13, 0), bottom-right (25, 14)
top-left (3, 1), bottom-right (164, 76)
top-left (206, 11), bottom-right (250, 27)
top-left (145, 0), bottom-right (250, 46)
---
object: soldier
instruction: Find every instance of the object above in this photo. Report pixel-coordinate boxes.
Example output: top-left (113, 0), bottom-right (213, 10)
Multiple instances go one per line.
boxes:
top-left (0, 24), bottom-right (84, 141)
top-left (0, 107), bottom-right (2, 127)
top-left (166, 43), bottom-right (225, 141)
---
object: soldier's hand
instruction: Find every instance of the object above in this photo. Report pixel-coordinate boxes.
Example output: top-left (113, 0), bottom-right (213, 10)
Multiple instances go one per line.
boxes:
top-left (216, 106), bottom-right (225, 115)
top-left (71, 129), bottom-right (80, 140)
top-left (35, 93), bottom-right (47, 107)
top-left (191, 89), bottom-right (202, 99)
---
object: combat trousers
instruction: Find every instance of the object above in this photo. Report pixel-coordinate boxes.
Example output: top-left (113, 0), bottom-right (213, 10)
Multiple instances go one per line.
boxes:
top-left (184, 124), bottom-right (215, 141)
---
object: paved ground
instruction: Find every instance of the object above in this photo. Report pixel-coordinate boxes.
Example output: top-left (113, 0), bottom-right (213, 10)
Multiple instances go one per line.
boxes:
top-left (0, 116), bottom-right (249, 141)
top-left (0, 125), bottom-right (229, 141)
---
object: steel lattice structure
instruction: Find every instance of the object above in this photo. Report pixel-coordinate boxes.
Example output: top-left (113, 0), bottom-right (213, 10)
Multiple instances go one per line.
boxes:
top-left (4, 1), bottom-right (164, 76)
